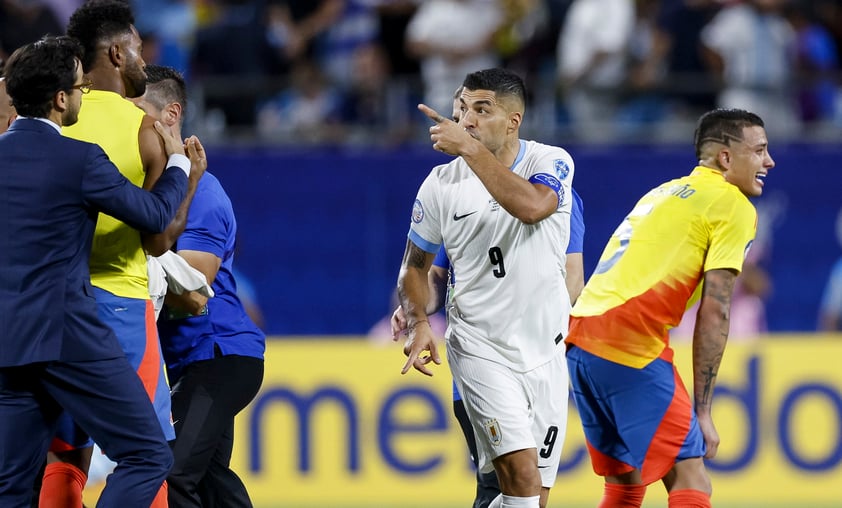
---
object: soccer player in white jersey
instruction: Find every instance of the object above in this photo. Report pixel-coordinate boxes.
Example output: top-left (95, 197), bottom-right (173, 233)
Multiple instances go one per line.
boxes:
top-left (397, 68), bottom-right (574, 508)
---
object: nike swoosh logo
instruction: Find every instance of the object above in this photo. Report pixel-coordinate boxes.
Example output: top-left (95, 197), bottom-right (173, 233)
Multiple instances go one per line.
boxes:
top-left (453, 211), bottom-right (477, 221)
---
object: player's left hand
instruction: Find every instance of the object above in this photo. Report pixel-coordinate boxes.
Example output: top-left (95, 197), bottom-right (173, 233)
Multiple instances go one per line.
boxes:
top-left (697, 413), bottom-right (720, 459)
top-left (401, 320), bottom-right (441, 376)
top-left (418, 103), bottom-right (473, 156)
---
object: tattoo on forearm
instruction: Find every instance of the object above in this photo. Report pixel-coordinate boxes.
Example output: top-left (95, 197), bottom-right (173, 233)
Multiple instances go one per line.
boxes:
top-left (699, 360), bottom-right (720, 407)
top-left (695, 269), bottom-right (736, 409)
top-left (707, 269), bottom-right (736, 310)
top-left (404, 243), bottom-right (427, 269)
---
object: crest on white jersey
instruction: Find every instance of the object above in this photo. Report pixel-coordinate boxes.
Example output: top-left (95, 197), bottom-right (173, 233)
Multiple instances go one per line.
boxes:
top-left (554, 159), bottom-right (570, 180)
top-left (412, 199), bottom-right (425, 223)
top-left (484, 419), bottom-right (502, 446)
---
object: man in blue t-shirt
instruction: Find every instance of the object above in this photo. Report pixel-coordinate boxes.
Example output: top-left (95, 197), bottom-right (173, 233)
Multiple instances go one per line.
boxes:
top-left (137, 65), bottom-right (266, 507)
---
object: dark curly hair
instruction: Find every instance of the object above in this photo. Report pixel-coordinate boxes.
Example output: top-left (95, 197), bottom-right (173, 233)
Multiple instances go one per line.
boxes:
top-left (66, 0), bottom-right (135, 72)
top-left (4, 36), bottom-right (83, 118)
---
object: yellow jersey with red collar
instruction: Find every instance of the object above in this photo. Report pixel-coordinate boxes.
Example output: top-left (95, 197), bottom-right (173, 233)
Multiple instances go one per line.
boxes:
top-left (567, 166), bottom-right (757, 368)
top-left (63, 90), bottom-right (149, 299)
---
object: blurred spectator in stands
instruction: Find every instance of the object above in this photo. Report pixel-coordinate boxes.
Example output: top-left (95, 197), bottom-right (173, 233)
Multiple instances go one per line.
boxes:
top-left (0, 0), bottom-right (64, 59)
top-left (131, 0), bottom-right (196, 72)
top-left (635, 0), bottom-right (720, 125)
top-left (700, 0), bottom-right (800, 139)
top-left (494, 0), bottom-right (549, 76)
top-left (318, 0), bottom-right (380, 85)
top-left (782, 0), bottom-right (839, 125)
top-left (375, 0), bottom-right (419, 77)
top-left (191, 0), bottom-right (278, 128)
top-left (819, 208), bottom-right (842, 332)
top-left (41, 0), bottom-right (82, 26)
top-left (616, 0), bottom-right (669, 135)
top-left (265, 0), bottom-right (344, 69)
top-left (337, 42), bottom-right (414, 144)
top-left (556, 0), bottom-right (635, 141)
top-left (814, 0), bottom-right (842, 59)
top-left (405, 0), bottom-right (503, 115)
top-left (256, 59), bottom-right (342, 143)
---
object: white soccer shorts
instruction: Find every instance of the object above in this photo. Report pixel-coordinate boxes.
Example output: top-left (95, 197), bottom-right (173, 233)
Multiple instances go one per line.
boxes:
top-left (448, 344), bottom-right (569, 488)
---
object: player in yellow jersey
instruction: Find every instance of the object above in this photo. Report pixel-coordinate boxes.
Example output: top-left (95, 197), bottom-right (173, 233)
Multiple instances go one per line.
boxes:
top-left (566, 109), bottom-right (774, 508)
top-left (39, 2), bottom-right (204, 507)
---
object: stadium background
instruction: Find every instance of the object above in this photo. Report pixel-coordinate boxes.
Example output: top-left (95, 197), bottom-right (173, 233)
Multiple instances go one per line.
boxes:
top-left (207, 143), bottom-right (842, 507)
top-left (6, 1), bottom-right (840, 505)
top-left (84, 143), bottom-right (842, 507)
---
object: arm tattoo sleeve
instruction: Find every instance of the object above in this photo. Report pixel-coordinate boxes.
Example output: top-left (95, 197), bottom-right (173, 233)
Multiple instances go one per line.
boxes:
top-left (693, 268), bottom-right (737, 411)
top-left (404, 242), bottom-right (428, 269)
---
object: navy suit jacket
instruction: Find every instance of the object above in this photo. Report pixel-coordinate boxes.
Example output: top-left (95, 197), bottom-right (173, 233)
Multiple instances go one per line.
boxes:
top-left (0, 118), bottom-right (188, 367)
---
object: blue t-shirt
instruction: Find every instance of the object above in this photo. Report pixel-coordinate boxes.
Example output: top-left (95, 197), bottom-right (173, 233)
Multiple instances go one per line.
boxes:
top-left (450, 188), bottom-right (585, 399)
top-left (157, 172), bottom-right (265, 381)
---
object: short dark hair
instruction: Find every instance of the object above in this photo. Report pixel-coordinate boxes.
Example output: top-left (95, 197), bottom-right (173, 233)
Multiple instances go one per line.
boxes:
top-left (5, 36), bottom-right (83, 118)
top-left (694, 109), bottom-right (765, 159)
top-left (462, 68), bottom-right (526, 110)
top-left (66, 0), bottom-right (135, 72)
top-left (143, 64), bottom-right (187, 116)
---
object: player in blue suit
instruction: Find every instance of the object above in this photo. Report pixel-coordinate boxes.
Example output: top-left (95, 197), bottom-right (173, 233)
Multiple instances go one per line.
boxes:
top-left (0, 36), bottom-right (206, 507)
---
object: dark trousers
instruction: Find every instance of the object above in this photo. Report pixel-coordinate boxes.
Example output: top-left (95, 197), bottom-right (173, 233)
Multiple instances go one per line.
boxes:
top-left (168, 354), bottom-right (264, 508)
top-left (453, 399), bottom-right (501, 508)
top-left (0, 357), bottom-right (172, 507)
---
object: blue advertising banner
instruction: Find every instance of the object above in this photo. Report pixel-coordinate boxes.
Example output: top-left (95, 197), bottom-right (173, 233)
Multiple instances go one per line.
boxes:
top-left (206, 144), bottom-right (841, 335)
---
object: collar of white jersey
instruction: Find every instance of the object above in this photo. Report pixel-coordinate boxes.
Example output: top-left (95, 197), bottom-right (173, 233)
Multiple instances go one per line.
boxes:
top-left (510, 140), bottom-right (526, 171)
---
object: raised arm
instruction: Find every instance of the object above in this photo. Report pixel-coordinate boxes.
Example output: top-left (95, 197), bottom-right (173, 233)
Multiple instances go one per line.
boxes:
top-left (692, 267), bottom-right (738, 459)
top-left (458, 140), bottom-right (558, 224)
top-left (418, 103), bottom-right (558, 224)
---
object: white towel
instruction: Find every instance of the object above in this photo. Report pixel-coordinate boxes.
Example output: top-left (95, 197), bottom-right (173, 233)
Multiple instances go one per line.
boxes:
top-left (157, 250), bottom-right (215, 298)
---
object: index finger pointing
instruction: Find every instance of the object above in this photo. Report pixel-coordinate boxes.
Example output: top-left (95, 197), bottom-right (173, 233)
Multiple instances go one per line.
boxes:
top-left (418, 103), bottom-right (446, 124)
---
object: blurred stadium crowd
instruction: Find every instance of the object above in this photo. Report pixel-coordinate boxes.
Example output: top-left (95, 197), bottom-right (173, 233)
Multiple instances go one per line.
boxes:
top-left (2, 0), bottom-right (841, 145)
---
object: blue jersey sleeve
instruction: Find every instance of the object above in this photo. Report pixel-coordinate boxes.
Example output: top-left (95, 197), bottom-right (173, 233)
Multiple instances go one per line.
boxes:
top-left (432, 245), bottom-right (450, 270)
top-left (176, 177), bottom-right (230, 259)
top-left (567, 188), bottom-right (584, 254)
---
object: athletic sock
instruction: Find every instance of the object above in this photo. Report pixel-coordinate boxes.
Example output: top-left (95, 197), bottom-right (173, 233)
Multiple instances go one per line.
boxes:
top-left (499, 494), bottom-right (540, 507)
top-left (598, 483), bottom-right (646, 508)
top-left (39, 462), bottom-right (87, 508)
top-left (668, 488), bottom-right (711, 508)
top-left (150, 480), bottom-right (168, 508)
top-left (488, 494), bottom-right (540, 508)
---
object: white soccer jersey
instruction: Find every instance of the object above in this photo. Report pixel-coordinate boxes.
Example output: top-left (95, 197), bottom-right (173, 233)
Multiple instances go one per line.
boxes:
top-left (408, 140), bottom-right (575, 372)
